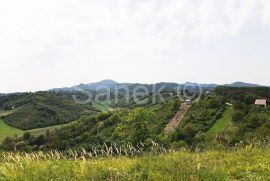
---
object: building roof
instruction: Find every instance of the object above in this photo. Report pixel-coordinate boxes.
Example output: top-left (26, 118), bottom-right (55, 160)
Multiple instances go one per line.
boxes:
top-left (255, 99), bottom-right (267, 105)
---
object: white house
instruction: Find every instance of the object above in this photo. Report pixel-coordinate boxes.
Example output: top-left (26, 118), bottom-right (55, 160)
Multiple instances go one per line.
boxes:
top-left (185, 99), bottom-right (192, 105)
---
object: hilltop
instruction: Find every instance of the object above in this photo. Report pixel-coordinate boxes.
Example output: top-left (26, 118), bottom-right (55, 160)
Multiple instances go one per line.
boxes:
top-left (224, 82), bottom-right (262, 87)
top-left (50, 80), bottom-right (265, 93)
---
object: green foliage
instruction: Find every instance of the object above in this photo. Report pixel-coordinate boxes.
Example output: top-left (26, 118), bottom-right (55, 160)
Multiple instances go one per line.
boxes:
top-left (1, 137), bottom-right (17, 150)
top-left (1, 98), bottom-right (181, 151)
top-left (116, 108), bottom-right (157, 144)
top-left (236, 108), bottom-right (270, 139)
top-left (215, 86), bottom-right (270, 103)
top-left (211, 86), bottom-right (270, 143)
top-left (244, 94), bottom-right (258, 105)
top-left (206, 98), bottom-right (219, 109)
top-left (173, 95), bottom-right (225, 144)
top-left (91, 101), bottom-right (109, 112)
top-left (0, 92), bottom-right (95, 130)
top-left (23, 132), bottom-right (31, 141)
top-left (2, 86), bottom-right (270, 151)
top-left (232, 109), bottom-right (246, 122)
top-left (205, 106), bottom-right (233, 139)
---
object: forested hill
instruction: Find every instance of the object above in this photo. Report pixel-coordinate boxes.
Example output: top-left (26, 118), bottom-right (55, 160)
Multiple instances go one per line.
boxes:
top-left (1, 98), bottom-right (182, 151)
top-left (172, 86), bottom-right (270, 145)
top-left (0, 92), bottom-right (96, 130)
top-left (50, 80), bottom-right (265, 93)
top-left (1, 86), bottom-right (270, 152)
top-left (50, 79), bottom-right (218, 92)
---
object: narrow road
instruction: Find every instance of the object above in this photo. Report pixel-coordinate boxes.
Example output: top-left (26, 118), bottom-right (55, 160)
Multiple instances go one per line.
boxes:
top-left (164, 103), bottom-right (191, 134)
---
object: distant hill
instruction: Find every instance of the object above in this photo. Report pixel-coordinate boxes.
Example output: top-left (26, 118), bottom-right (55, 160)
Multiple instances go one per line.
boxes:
top-left (50, 80), bottom-right (219, 93)
top-left (75, 79), bottom-right (118, 91)
top-left (50, 80), bottom-right (118, 92)
top-left (224, 82), bottom-right (262, 87)
top-left (50, 80), bottom-right (266, 93)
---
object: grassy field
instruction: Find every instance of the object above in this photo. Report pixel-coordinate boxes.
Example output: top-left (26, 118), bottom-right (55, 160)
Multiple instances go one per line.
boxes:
top-left (0, 146), bottom-right (270, 180)
top-left (0, 119), bottom-right (75, 143)
top-left (0, 110), bottom-right (24, 142)
top-left (92, 101), bottom-right (110, 112)
top-left (28, 124), bottom-right (67, 136)
top-left (205, 106), bottom-right (233, 139)
top-left (0, 120), bottom-right (24, 142)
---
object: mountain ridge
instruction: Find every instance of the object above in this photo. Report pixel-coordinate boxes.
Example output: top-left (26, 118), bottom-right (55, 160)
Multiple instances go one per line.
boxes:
top-left (224, 81), bottom-right (262, 87)
top-left (50, 80), bottom-right (265, 93)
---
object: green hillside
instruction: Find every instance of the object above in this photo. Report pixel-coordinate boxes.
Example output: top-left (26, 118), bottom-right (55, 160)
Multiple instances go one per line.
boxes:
top-left (0, 98), bottom-right (181, 151)
top-left (91, 101), bottom-right (109, 112)
top-left (0, 92), bottom-right (95, 130)
top-left (171, 86), bottom-right (270, 146)
top-left (0, 118), bottom-right (79, 144)
top-left (2, 87), bottom-right (270, 152)
top-left (0, 119), bottom-right (24, 142)
top-left (1, 87), bottom-right (270, 180)
top-left (205, 106), bottom-right (233, 139)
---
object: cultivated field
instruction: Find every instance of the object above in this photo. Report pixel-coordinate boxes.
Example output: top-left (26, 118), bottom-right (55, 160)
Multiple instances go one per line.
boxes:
top-left (205, 106), bottom-right (233, 139)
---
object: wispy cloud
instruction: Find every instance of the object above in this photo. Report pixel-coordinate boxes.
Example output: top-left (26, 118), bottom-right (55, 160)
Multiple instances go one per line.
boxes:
top-left (0, 0), bottom-right (270, 92)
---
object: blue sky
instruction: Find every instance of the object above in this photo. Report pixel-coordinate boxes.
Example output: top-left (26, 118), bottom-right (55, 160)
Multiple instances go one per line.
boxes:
top-left (0, 0), bottom-right (270, 93)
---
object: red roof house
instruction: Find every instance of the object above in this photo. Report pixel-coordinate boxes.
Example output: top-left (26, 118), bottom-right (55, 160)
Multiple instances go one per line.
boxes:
top-left (255, 99), bottom-right (267, 107)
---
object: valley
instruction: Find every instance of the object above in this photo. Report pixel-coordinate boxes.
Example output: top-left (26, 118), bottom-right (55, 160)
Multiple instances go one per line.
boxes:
top-left (1, 81), bottom-right (270, 180)
top-left (1, 83), bottom-right (270, 151)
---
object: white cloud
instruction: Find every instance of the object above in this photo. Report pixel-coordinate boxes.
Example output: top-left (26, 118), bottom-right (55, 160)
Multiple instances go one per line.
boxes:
top-left (259, 0), bottom-right (270, 26)
top-left (0, 0), bottom-right (270, 92)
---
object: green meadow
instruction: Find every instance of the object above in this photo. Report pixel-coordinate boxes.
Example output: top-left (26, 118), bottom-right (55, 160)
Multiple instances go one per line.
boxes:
top-left (205, 106), bottom-right (233, 139)
top-left (92, 101), bottom-right (110, 112)
top-left (0, 119), bottom-right (24, 142)
top-left (0, 119), bottom-right (71, 142)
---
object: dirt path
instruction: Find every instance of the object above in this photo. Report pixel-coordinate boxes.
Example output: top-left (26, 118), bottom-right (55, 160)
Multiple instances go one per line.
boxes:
top-left (164, 103), bottom-right (191, 134)
top-left (0, 110), bottom-right (14, 117)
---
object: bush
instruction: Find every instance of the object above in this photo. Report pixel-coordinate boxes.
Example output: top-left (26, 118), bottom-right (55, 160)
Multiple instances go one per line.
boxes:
top-left (23, 132), bottom-right (32, 141)
top-left (244, 94), bottom-right (258, 105)
top-left (170, 141), bottom-right (188, 149)
top-left (232, 110), bottom-right (245, 122)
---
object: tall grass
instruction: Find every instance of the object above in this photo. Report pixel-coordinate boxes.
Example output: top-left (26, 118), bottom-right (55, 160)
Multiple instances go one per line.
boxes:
top-left (1, 141), bottom-right (270, 180)
top-left (1, 141), bottom-right (168, 160)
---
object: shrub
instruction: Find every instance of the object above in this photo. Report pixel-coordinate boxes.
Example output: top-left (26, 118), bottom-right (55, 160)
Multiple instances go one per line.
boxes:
top-left (232, 110), bottom-right (245, 122)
